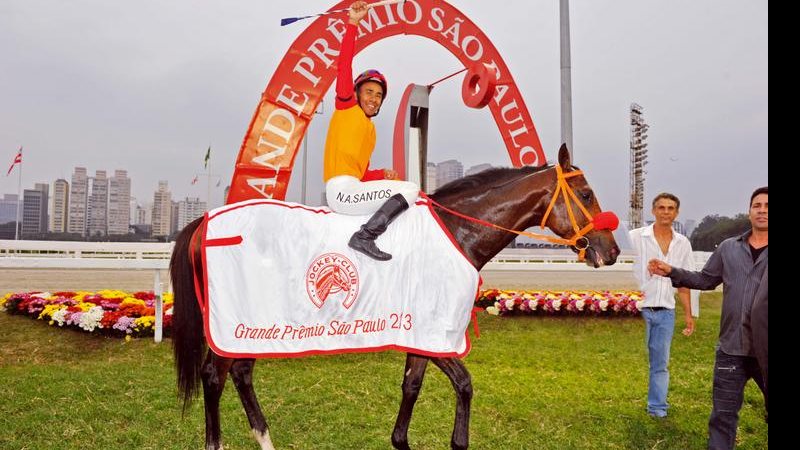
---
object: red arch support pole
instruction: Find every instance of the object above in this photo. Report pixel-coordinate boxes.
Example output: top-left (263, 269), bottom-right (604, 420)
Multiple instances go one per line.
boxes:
top-left (227, 0), bottom-right (546, 204)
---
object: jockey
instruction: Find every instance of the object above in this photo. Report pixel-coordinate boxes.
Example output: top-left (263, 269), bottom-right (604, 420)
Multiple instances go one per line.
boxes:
top-left (324, 1), bottom-right (419, 261)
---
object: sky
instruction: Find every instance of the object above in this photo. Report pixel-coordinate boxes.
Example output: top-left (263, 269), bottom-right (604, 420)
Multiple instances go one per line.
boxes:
top-left (0, 0), bottom-right (767, 225)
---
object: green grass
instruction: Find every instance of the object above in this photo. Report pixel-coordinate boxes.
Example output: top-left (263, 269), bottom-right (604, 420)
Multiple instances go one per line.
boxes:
top-left (0, 293), bottom-right (767, 449)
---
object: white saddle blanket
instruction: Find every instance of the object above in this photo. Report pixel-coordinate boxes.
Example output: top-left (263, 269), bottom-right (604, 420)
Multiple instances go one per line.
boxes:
top-left (201, 198), bottom-right (480, 358)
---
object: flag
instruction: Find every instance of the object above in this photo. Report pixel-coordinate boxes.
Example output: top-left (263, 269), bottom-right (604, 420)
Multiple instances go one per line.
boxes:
top-left (204, 146), bottom-right (211, 169)
top-left (191, 175), bottom-right (199, 185)
top-left (6, 147), bottom-right (22, 176)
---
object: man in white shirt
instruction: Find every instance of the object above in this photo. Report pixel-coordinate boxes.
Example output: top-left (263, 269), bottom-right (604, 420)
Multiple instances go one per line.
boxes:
top-left (629, 192), bottom-right (695, 418)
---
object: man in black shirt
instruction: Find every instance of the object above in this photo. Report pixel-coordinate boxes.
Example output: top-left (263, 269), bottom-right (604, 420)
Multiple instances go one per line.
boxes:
top-left (649, 186), bottom-right (768, 450)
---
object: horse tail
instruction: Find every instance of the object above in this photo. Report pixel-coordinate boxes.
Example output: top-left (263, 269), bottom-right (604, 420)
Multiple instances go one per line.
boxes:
top-left (171, 216), bottom-right (206, 413)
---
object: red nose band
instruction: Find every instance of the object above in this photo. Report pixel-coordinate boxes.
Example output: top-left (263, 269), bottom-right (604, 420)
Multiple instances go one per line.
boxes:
top-left (593, 211), bottom-right (619, 231)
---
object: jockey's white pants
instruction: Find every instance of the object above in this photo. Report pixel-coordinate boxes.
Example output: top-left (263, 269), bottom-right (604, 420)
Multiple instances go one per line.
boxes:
top-left (326, 175), bottom-right (419, 216)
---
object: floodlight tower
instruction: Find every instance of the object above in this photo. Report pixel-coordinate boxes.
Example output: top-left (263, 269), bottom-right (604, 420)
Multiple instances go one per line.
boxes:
top-left (629, 103), bottom-right (649, 229)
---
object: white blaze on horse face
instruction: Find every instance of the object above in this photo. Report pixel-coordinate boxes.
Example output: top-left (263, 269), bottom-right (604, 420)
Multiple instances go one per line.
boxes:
top-left (253, 429), bottom-right (276, 450)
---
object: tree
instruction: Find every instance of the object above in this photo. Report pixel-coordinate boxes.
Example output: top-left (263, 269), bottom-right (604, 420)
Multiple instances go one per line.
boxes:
top-left (690, 213), bottom-right (751, 251)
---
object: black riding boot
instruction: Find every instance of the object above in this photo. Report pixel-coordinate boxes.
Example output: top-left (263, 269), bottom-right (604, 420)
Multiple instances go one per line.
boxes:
top-left (348, 194), bottom-right (409, 261)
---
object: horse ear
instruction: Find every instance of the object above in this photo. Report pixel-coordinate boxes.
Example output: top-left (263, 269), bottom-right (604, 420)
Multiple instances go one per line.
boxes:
top-left (558, 143), bottom-right (571, 170)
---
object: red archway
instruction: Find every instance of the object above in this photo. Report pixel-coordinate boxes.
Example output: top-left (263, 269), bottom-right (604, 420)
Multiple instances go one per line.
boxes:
top-left (227, 0), bottom-right (545, 204)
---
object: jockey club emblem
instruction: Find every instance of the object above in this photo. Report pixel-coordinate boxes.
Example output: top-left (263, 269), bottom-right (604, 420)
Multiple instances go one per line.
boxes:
top-left (305, 253), bottom-right (360, 309)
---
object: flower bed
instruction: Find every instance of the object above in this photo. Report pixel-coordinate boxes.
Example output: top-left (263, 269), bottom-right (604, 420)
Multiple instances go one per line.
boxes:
top-left (476, 289), bottom-right (643, 317)
top-left (1, 290), bottom-right (173, 338)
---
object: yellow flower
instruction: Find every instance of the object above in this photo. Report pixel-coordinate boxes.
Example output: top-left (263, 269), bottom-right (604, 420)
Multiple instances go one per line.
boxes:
top-left (75, 302), bottom-right (96, 312)
top-left (121, 297), bottom-right (146, 307)
top-left (134, 316), bottom-right (156, 330)
top-left (97, 289), bottom-right (129, 299)
top-left (162, 292), bottom-right (174, 303)
top-left (73, 291), bottom-right (95, 301)
top-left (0, 293), bottom-right (12, 309)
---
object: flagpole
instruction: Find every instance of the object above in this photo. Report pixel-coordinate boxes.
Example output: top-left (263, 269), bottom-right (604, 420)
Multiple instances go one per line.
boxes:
top-left (207, 148), bottom-right (211, 210)
top-left (15, 148), bottom-right (22, 240)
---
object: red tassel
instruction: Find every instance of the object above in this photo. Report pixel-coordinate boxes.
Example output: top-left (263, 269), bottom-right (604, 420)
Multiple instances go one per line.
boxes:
top-left (593, 211), bottom-right (619, 231)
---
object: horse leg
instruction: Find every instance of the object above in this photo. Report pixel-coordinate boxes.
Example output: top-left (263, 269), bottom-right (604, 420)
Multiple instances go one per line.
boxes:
top-left (201, 350), bottom-right (234, 450)
top-left (391, 354), bottom-right (429, 450)
top-left (430, 357), bottom-right (473, 450)
top-left (229, 358), bottom-right (275, 450)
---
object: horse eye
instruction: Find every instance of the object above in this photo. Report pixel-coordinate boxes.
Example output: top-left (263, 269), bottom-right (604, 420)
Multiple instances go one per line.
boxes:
top-left (580, 190), bottom-right (593, 201)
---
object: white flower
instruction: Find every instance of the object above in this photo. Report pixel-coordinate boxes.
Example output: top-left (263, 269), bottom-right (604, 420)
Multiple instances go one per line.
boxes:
top-left (529, 300), bottom-right (537, 311)
top-left (576, 300), bottom-right (585, 311)
top-left (494, 301), bottom-right (501, 309)
top-left (486, 306), bottom-right (500, 315)
top-left (552, 299), bottom-right (562, 310)
top-left (505, 299), bottom-right (515, 310)
top-left (599, 300), bottom-right (608, 311)
top-left (78, 306), bottom-right (105, 332)
top-left (51, 308), bottom-right (69, 326)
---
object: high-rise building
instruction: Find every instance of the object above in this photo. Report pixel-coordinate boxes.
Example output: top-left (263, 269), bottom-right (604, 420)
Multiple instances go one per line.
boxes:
top-left (87, 170), bottom-right (108, 237)
top-left (170, 201), bottom-right (180, 235)
top-left (0, 194), bottom-right (19, 224)
top-left (672, 221), bottom-right (686, 236)
top-left (425, 162), bottom-right (437, 193)
top-left (629, 103), bottom-right (649, 229)
top-left (465, 163), bottom-right (493, 176)
top-left (436, 159), bottom-right (463, 188)
top-left (177, 197), bottom-right (207, 231)
top-left (151, 181), bottom-right (172, 237)
top-left (49, 179), bottom-right (69, 233)
top-left (22, 183), bottom-right (48, 236)
top-left (130, 198), bottom-right (150, 225)
top-left (137, 203), bottom-right (149, 225)
top-left (68, 167), bottom-right (89, 236)
top-left (108, 170), bottom-right (131, 235)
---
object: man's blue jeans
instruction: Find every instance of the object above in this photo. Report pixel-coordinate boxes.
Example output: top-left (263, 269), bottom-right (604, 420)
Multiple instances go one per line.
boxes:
top-left (708, 349), bottom-right (766, 450)
top-left (642, 307), bottom-right (675, 417)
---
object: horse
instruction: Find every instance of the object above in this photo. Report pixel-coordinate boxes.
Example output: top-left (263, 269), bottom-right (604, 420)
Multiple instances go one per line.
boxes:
top-left (170, 144), bottom-right (620, 450)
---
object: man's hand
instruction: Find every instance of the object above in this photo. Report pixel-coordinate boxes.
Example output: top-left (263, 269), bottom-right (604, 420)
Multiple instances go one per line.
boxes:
top-left (648, 259), bottom-right (672, 277)
top-left (349, 1), bottom-right (368, 24)
top-left (383, 168), bottom-right (398, 180)
top-left (682, 315), bottom-right (695, 336)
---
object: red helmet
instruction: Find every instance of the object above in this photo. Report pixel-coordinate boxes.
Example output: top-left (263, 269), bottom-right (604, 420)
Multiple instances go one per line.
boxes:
top-left (354, 69), bottom-right (387, 98)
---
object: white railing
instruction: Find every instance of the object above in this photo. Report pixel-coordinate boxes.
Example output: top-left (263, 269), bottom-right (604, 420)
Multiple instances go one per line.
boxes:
top-left (0, 240), bottom-right (172, 267)
top-left (0, 240), bottom-right (174, 342)
top-left (485, 248), bottom-right (635, 271)
top-left (484, 248), bottom-right (712, 271)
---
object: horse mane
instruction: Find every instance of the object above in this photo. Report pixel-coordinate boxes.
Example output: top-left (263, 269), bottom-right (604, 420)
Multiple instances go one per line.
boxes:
top-left (430, 164), bottom-right (553, 201)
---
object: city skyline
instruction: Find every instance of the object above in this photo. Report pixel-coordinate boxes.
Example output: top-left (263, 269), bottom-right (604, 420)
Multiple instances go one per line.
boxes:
top-left (0, 166), bottom-right (210, 239)
top-left (2, 157), bottom-right (720, 235)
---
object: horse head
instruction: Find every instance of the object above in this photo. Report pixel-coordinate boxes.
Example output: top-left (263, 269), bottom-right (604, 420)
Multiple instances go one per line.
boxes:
top-left (430, 144), bottom-right (620, 270)
top-left (538, 144), bottom-right (620, 268)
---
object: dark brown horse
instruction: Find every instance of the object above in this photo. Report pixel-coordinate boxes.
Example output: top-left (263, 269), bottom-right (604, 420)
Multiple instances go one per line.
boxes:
top-left (171, 145), bottom-right (620, 449)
